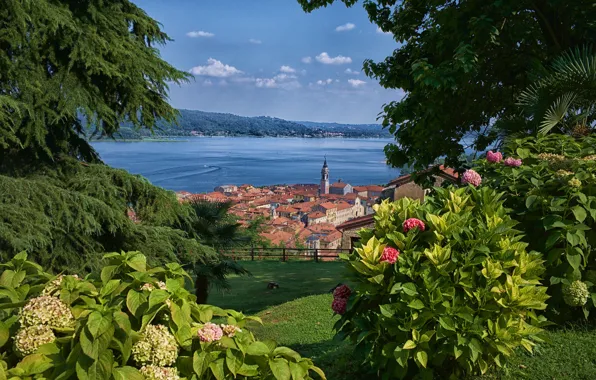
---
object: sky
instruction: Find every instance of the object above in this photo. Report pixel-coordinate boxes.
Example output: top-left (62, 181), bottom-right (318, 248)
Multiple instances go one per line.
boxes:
top-left (134, 0), bottom-right (404, 124)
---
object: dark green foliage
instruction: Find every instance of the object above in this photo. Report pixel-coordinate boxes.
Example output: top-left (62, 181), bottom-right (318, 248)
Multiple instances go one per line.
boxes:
top-left (476, 134), bottom-right (596, 322)
top-left (0, 158), bottom-right (215, 273)
top-left (0, 0), bottom-right (189, 165)
top-left (297, 0), bottom-right (596, 169)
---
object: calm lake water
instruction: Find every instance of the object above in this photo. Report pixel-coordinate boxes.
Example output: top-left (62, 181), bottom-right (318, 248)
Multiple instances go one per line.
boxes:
top-left (92, 137), bottom-right (401, 193)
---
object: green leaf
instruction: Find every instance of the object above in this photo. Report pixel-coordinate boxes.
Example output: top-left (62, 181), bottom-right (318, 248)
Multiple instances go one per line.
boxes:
top-left (148, 289), bottom-right (169, 309)
top-left (75, 350), bottom-right (114, 380)
top-left (99, 280), bottom-right (120, 297)
top-left (193, 351), bottom-right (209, 376)
top-left (86, 312), bottom-right (112, 338)
top-left (269, 358), bottom-right (291, 380)
top-left (226, 349), bottom-right (244, 377)
top-left (416, 350), bottom-right (428, 368)
top-left (403, 340), bottom-right (417, 350)
top-left (571, 206), bottom-right (587, 223)
top-left (525, 195), bottom-right (538, 209)
top-left (567, 252), bottom-right (582, 271)
top-left (566, 231), bottom-right (581, 246)
top-left (113, 366), bottom-right (143, 380)
top-left (100, 266), bottom-right (118, 284)
top-left (273, 347), bottom-right (302, 361)
top-left (402, 283), bottom-right (418, 296)
top-left (16, 354), bottom-right (54, 375)
top-left (247, 341), bottom-right (271, 356)
top-left (209, 358), bottom-right (226, 380)
top-left (408, 299), bottom-right (425, 310)
top-left (126, 254), bottom-right (146, 272)
top-left (126, 290), bottom-right (145, 317)
top-left (289, 361), bottom-right (307, 380)
top-left (439, 316), bottom-right (456, 331)
top-left (516, 148), bottom-right (530, 158)
top-left (0, 321), bottom-right (9, 348)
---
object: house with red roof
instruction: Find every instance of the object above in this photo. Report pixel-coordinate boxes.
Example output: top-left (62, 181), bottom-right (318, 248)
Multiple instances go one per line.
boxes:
top-left (329, 180), bottom-right (353, 195)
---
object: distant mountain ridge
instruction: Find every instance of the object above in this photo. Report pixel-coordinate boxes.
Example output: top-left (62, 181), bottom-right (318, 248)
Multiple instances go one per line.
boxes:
top-left (93, 109), bottom-right (391, 140)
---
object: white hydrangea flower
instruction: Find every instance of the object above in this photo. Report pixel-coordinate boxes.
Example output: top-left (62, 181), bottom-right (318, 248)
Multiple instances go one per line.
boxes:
top-left (140, 366), bottom-right (180, 380)
top-left (14, 325), bottom-right (56, 356)
top-left (132, 324), bottom-right (178, 366)
top-left (41, 274), bottom-right (80, 296)
top-left (562, 280), bottom-right (589, 307)
top-left (19, 296), bottom-right (74, 329)
top-left (220, 324), bottom-right (242, 338)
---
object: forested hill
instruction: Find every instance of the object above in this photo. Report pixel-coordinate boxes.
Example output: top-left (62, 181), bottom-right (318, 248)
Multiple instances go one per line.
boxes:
top-left (95, 109), bottom-right (390, 139)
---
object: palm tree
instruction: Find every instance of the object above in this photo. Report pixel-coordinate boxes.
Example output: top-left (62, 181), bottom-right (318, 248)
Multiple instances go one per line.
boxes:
top-left (184, 199), bottom-right (252, 304)
top-left (517, 46), bottom-right (596, 135)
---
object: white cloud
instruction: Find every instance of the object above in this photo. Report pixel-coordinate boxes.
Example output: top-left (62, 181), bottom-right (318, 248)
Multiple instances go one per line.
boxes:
top-left (316, 79), bottom-right (333, 85)
top-left (315, 52), bottom-right (352, 65)
top-left (376, 26), bottom-right (392, 35)
top-left (280, 65), bottom-right (296, 73)
top-left (255, 73), bottom-right (301, 90)
top-left (187, 31), bottom-right (214, 38)
top-left (335, 23), bottom-right (355, 32)
top-left (345, 68), bottom-right (360, 75)
top-left (203, 79), bottom-right (213, 86)
top-left (348, 79), bottom-right (366, 88)
top-left (301, 56), bottom-right (312, 64)
top-left (249, 38), bottom-right (262, 44)
top-left (189, 58), bottom-right (242, 77)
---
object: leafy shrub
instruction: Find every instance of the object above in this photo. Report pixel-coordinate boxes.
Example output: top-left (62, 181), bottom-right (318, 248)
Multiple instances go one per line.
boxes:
top-left (0, 251), bottom-right (325, 380)
top-left (334, 187), bottom-right (549, 379)
top-left (476, 134), bottom-right (596, 321)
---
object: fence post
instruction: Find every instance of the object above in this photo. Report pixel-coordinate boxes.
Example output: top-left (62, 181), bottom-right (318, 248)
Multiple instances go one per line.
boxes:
top-left (314, 249), bottom-right (318, 263)
top-left (282, 248), bottom-right (286, 262)
top-left (251, 247), bottom-right (254, 261)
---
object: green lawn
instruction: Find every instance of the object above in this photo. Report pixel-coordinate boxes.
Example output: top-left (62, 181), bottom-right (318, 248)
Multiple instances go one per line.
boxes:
top-left (208, 261), bottom-right (348, 314)
top-left (209, 261), bottom-right (596, 380)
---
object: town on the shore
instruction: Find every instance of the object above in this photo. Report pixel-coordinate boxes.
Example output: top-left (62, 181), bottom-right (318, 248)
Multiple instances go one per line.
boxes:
top-left (174, 159), bottom-right (458, 251)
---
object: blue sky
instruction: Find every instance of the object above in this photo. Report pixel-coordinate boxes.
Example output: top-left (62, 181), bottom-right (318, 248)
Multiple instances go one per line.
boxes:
top-left (135, 0), bottom-right (403, 124)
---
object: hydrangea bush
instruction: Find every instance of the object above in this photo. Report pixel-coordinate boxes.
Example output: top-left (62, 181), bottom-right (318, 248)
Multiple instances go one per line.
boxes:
top-left (334, 187), bottom-right (549, 379)
top-left (0, 252), bottom-right (325, 380)
top-left (475, 134), bottom-right (596, 321)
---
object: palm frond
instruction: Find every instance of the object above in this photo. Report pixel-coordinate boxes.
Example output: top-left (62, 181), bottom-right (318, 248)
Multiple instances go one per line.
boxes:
top-left (539, 93), bottom-right (576, 135)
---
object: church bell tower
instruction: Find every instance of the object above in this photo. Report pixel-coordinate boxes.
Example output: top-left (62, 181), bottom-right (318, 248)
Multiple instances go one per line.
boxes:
top-left (320, 157), bottom-right (329, 195)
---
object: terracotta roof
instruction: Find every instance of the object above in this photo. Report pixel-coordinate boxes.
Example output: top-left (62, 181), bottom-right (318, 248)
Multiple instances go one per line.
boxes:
top-left (330, 182), bottom-right (350, 188)
top-left (275, 206), bottom-right (296, 213)
top-left (344, 193), bottom-right (359, 200)
top-left (260, 231), bottom-right (294, 246)
top-left (308, 211), bottom-right (326, 219)
top-left (319, 202), bottom-right (337, 210)
top-left (271, 217), bottom-right (292, 225)
top-left (336, 215), bottom-right (375, 231)
top-left (335, 201), bottom-right (352, 211)
top-left (388, 165), bottom-right (458, 187)
top-left (307, 223), bottom-right (337, 234)
top-left (352, 186), bottom-right (367, 192)
top-left (366, 185), bottom-right (384, 192)
top-left (321, 231), bottom-right (342, 243)
top-left (292, 202), bottom-right (316, 212)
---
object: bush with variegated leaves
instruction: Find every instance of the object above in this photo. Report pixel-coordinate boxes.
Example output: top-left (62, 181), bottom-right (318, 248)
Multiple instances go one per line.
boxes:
top-left (0, 251), bottom-right (325, 380)
top-left (335, 186), bottom-right (549, 379)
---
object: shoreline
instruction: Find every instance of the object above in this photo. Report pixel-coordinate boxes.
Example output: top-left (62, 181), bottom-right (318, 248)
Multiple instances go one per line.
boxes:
top-left (91, 135), bottom-right (394, 142)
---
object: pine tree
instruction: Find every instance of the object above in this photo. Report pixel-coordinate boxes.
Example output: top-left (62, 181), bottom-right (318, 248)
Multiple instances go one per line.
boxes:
top-left (0, 1), bottom-right (217, 274)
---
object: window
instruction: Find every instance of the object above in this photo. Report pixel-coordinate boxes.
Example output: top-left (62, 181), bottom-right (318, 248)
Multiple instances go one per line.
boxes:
top-left (350, 236), bottom-right (361, 250)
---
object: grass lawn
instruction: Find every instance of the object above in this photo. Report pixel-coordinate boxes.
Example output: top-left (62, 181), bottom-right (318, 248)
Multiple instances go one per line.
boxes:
top-left (208, 261), bottom-right (348, 314)
top-left (210, 261), bottom-right (596, 379)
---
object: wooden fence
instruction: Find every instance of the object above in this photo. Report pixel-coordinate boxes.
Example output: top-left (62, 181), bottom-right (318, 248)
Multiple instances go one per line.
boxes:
top-left (222, 247), bottom-right (351, 262)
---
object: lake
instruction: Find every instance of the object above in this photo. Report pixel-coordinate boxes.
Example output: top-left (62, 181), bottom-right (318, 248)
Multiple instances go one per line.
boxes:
top-left (92, 137), bottom-right (401, 193)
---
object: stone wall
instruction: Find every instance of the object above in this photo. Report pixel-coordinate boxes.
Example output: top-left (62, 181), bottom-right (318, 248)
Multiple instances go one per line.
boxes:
top-left (340, 222), bottom-right (375, 249)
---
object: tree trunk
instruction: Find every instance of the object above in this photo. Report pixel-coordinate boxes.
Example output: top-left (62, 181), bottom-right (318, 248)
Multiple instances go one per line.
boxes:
top-left (195, 274), bottom-right (209, 304)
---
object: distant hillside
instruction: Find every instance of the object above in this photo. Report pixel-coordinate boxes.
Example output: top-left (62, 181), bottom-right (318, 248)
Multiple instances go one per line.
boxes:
top-left (90, 109), bottom-right (392, 140)
top-left (295, 120), bottom-right (390, 137)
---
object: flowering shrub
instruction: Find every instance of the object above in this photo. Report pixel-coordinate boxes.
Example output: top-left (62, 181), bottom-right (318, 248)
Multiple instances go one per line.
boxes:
top-left (0, 251), bottom-right (325, 380)
top-left (402, 218), bottom-right (425, 234)
top-left (486, 151), bottom-right (502, 163)
top-left (335, 187), bottom-right (549, 378)
top-left (461, 169), bottom-right (482, 187)
top-left (476, 134), bottom-right (596, 321)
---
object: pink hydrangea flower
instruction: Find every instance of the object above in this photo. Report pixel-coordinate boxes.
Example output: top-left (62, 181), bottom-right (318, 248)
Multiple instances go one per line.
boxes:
top-left (403, 218), bottom-right (426, 233)
top-left (380, 246), bottom-right (399, 264)
top-left (333, 285), bottom-right (351, 299)
top-left (462, 169), bottom-right (482, 187)
top-left (197, 323), bottom-right (223, 342)
top-left (486, 151), bottom-right (503, 163)
top-left (331, 297), bottom-right (347, 315)
top-left (503, 157), bottom-right (522, 167)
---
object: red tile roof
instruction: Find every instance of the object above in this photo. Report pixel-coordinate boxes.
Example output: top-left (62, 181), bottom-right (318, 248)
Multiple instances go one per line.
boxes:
top-left (388, 165), bottom-right (458, 187)
top-left (308, 211), bottom-right (326, 219)
top-left (319, 202), bottom-right (337, 210)
top-left (330, 182), bottom-right (350, 188)
top-left (336, 215), bottom-right (375, 231)
top-left (335, 202), bottom-right (352, 211)
top-left (352, 186), bottom-right (367, 192)
top-left (366, 185), bottom-right (384, 192)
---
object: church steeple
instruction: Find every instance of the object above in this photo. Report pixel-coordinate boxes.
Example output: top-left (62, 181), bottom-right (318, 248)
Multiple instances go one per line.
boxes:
top-left (320, 156), bottom-right (329, 195)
